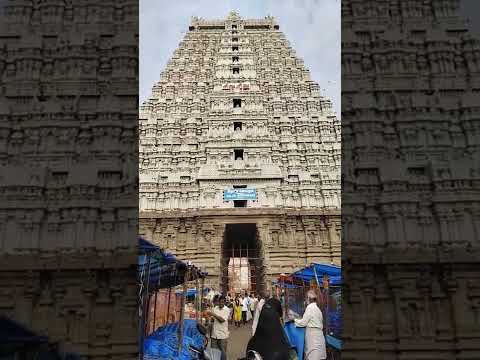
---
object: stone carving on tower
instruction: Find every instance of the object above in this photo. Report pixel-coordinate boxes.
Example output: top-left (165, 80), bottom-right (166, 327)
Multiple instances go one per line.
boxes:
top-left (0, 1), bottom-right (138, 358)
top-left (140, 13), bottom-right (341, 290)
top-left (342, 0), bottom-right (480, 358)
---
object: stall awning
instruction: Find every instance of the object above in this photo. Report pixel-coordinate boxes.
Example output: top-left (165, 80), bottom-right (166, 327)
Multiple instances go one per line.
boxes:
top-left (290, 263), bottom-right (342, 286)
top-left (271, 280), bottom-right (301, 289)
top-left (138, 238), bottom-right (207, 291)
top-left (175, 287), bottom-right (210, 297)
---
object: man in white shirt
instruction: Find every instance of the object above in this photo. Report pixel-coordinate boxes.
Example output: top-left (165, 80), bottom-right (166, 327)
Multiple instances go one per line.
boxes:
top-left (249, 294), bottom-right (256, 316)
top-left (294, 290), bottom-right (326, 360)
top-left (241, 293), bottom-right (250, 325)
top-left (206, 295), bottom-right (230, 360)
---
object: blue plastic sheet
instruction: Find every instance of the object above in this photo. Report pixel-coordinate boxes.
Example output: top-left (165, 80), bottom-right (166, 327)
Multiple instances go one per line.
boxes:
top-left (138, 238), bottom-right (207, 291)
top-left (143, 319), bottom-right (205, 360)
top-left (291, 263), bottom-right (341, 285)
top-left (327, 310), bottom-right (342, 340)
top-left (271, 280), bottom-right (301, 289)
top-left (326, 335), bottom-right (341, 350)
top-left (138, 238), bottom-right (188, 290)
top-left (283, 321), bottom-right (305, 360)
top-left (175, 288), bottom-right (210, 297)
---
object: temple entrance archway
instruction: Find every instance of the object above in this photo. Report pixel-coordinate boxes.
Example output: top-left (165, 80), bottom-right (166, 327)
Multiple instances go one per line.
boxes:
top-left (220, 223), bottom-right (264, 296)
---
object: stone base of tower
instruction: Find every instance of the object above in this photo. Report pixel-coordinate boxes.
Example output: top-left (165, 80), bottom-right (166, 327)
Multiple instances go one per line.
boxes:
top-left (140, 208), bottom-right (340, 293)
top-left (0, 254), bottom-right (138, 359)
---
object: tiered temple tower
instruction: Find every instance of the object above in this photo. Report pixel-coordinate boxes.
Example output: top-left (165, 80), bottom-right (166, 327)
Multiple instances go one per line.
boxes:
top-left (139, 11), bottom-right (341, 292)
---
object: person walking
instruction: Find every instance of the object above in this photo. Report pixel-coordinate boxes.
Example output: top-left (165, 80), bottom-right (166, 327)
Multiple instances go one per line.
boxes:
top-left (249, 294), bottom-right (256, 318)
top-left (226, 297), bottom-right (234, 323)
top-left (252, 291), bottom-right (269, 336)
top-left (246, 298), bottom-right (291, 360)
top-left (233, 298), bottom-right (242, 328)
top-left (206, 295), bottom-right (230, 360)
top-left (294, 290), bottom-right (326, 360)
top-left (241, 293), bottom-right (250, 325)
top-left (246, 294), bottom-right (253, 322)
top-left (253, 294), bottom-right (259, 309)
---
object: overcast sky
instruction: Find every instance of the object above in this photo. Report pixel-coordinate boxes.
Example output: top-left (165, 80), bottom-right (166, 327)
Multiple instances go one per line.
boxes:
top-left (140, 0), bottom-right (340, 117)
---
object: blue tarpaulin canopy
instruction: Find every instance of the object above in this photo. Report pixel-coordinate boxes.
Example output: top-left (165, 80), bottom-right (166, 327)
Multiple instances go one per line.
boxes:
top-left (138, 238), bottom-right (206, 291)
top-left (271, 280), bottom-right (301, 289)
top-left (175, 288), bottom-right (210, 297)
top-left (291, 263), bottom-right (342, 286)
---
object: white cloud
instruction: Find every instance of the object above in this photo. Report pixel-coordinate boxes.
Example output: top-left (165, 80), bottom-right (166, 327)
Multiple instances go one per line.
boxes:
top-left (140, 0), bottom-right (340, 116)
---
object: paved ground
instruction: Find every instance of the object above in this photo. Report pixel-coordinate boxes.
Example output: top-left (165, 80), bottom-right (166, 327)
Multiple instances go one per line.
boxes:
top-left (227, 321), bottom-right (252, 360)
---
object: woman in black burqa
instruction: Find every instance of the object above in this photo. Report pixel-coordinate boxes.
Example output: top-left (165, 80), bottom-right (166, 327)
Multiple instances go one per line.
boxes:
top-left (245, 298), bottom-right (291, 360)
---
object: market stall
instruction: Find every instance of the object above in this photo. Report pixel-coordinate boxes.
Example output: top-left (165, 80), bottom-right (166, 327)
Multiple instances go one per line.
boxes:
top-left (274, 263), bottom-right (342, 360)
top-left (175, 288), bottom-right (210, 320)
top-left (138, 238), bottom-right (207, 360)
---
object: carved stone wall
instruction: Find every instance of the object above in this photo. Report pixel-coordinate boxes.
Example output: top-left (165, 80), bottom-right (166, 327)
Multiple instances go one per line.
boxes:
top-left (139, 11), bottom-right (341, 290)
top-left (342, 0), bottom-right (480, 358)
top-left (0, 1), bottom-right (138, 358)
top-left (139, 209), bottom-right (340, 289)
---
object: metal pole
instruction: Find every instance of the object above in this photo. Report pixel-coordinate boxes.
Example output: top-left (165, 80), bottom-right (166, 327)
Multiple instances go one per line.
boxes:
top-left (325, 276), bottom-right (329, 336)
top-left (247, 245), bottom-right (250, 292)
top-left (285, 280), bottom-right (289, 320)
top-left (201, 276), bottom-right (205, 325)
top-left (153, 290), bottom-right (158, 331)
top-left (139, 255), bottom-right (152, 359)
top-left (144, 256), bottom-right (152, 337)
top-left (302, 278), bottom-right (306, 313)
top-left (144, 257), bottom-right (152, 330)
top-left (195, 277), bottom-right (200, 321)
top-left (138, 256), bottom-right (145, 360)
top-left (239, 242), bottom-right (242, 294)
top-left (178, 268), bottom-right (188, 354)
top-left (166, 287), bottom-right (172, 324)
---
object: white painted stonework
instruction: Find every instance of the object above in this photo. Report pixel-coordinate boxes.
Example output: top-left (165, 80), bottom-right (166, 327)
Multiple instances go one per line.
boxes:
top-left (139, 12), bottom-right (341, 289)
top-left (140, 11), bottom-right (341, 214)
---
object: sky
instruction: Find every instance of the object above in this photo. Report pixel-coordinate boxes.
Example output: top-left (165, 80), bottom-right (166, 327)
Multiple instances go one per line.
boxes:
top-left (140, 0), bottom-right (341, 117)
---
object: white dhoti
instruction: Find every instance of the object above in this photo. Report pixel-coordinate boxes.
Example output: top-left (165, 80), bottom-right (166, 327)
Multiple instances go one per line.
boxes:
top-left (304, 327), bottom-right (326, 360)
top-left (246, 308), bottom-right (252, 321)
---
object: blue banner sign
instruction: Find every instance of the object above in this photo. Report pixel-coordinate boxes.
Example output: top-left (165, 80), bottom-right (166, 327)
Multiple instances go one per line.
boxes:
top-left (223, 188), bottom-right (257, 201)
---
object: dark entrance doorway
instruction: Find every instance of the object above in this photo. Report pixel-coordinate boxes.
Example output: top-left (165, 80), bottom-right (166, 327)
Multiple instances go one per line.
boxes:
top-left (221, 223), bottom-right (264, 296)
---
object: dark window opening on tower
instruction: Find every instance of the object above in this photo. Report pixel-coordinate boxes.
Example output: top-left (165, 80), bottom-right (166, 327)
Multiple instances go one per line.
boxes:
top-left (232, 30), bottom-right (238, 35)
top-left (234, 149), bottom-right (244, 160)
top-left (232, 37), bottom-right (238, 42)
top-left (233, 185), bottom-right (247, 189)
top-left (232, 24), bottom-right (237, 29)
top-left (233, 122), bottom-right (242, 131)
top-left (189, 26), bottom-right (195, 31)
top-left (234, 200), bottom-right (247, 207)
top-left (233, 99), bottom-right (242, 108)
top-left (232, 67), bottom-right (239, 74)
top-left (232, 46), bottom-right (238, 51)
top-left (232, 56), bottom-right (239, 62)
top-left (273, 25), bottom-right (279, 30)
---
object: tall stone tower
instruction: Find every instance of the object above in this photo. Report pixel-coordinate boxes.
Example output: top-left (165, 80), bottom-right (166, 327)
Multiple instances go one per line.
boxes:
top-left (139, 11), bottom-right (340, 292)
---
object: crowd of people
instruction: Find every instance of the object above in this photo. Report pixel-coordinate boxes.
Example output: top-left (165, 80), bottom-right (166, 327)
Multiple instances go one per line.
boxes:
top-left (203, 289), bottom-right (326, 360)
